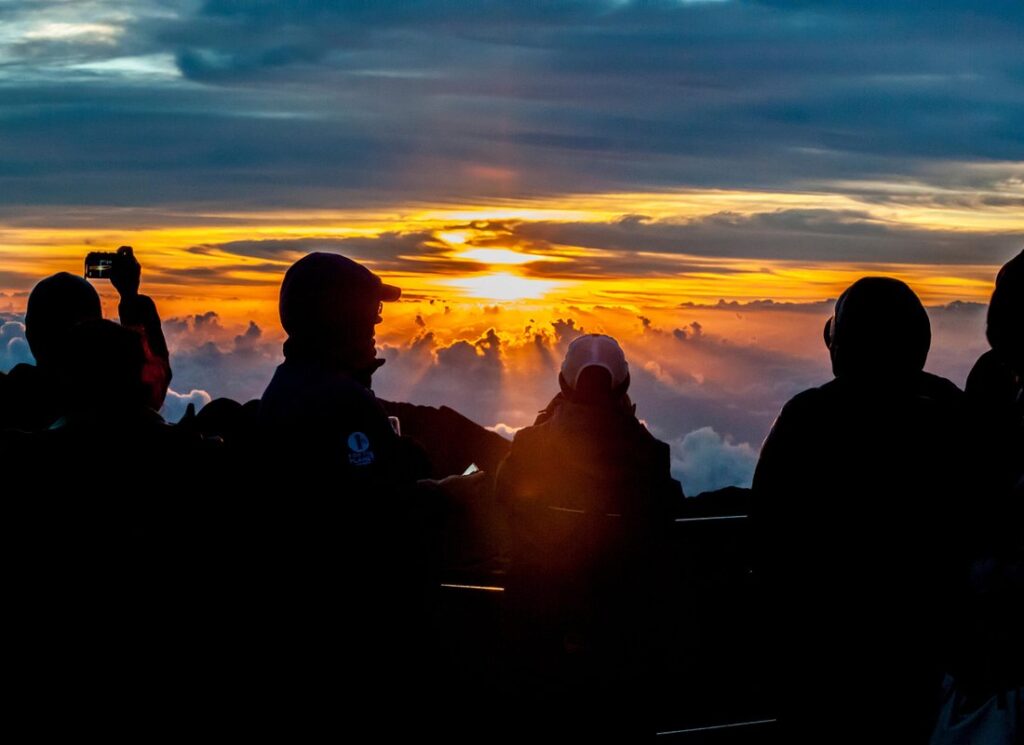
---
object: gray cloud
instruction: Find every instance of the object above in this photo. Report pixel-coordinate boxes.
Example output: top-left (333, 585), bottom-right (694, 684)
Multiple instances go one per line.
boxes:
top-left (163, 311), bottom-right (282, 402)
top-left (680, 298), bottom-right (837, 313)
top-left (507, 213), bottom-right (1024, 266)
top-left (1, 1), bottom-right (1022, 215)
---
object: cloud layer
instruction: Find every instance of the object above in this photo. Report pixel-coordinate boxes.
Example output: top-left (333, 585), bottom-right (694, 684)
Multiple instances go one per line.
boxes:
top-left (1, 0), bottom-right (1021, 218)
top-left (0, 295), bottom-right (992, 492)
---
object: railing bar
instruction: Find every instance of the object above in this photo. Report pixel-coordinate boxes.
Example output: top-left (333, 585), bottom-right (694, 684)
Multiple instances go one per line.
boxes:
top-left (674, 515), bottom-right (748, 523)
top-left (656, 718), bottom-right (776, 736)
top-left (439, 583), bottom-right (505, 592)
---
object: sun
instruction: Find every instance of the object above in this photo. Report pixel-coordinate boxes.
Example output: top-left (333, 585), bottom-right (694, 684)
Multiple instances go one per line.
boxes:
top-left (456, 248), bottom-right (555, 266)
top-left (445, 272), bottom-right (562, 301)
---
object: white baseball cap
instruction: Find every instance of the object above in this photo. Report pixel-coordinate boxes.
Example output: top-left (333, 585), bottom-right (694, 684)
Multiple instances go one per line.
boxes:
top-left (560, 333), bottom-right (629, 390)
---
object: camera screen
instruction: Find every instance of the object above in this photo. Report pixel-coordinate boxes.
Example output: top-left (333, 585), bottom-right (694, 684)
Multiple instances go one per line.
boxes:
top-left (85, 254), bottom-right (115, 279)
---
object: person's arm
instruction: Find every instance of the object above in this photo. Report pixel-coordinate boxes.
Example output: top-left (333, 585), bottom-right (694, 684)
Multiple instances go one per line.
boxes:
top-left (111, 246), bottom-right (172, 409)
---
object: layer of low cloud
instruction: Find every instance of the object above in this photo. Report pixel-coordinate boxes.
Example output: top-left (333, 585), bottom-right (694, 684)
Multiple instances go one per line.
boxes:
top-left (0, 295), bottom-right (994, 491)
top-left (162, 311), bottom-right (282, 404)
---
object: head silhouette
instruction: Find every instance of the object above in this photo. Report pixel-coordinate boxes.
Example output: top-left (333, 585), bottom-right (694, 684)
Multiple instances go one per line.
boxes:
top-left (824, 277), bottom-right (930, 381)
top-left (278, 252), bottom-right (400, 377)
top-left (986, 250), bottom-right (1024, 376)
top-left (61, 319), bottom-right (148, 414)
top-left (25, 272), bottom-right (102, 369)
top-left (558, 333), bottom-right (631, 405)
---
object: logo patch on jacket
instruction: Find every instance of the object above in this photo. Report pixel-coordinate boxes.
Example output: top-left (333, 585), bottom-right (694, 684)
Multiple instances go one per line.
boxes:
top-left (346, 431), bottom-right (375, 466)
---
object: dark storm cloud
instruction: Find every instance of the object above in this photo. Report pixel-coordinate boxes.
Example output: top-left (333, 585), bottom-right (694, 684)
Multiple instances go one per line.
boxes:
top-left (1, 0), bottom-right (1022, 214)
top-left (154, 262), bottom-right (286, 286)
top-left (503, 213), bottom-right (1024, 266)
top-left (194, 233), bottom-right (445, 263)
top-left (193, 233), bottom-right (488, 275)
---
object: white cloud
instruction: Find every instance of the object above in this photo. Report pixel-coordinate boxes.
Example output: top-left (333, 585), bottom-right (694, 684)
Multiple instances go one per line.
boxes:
top-left (161, 387), bottom-right (212, 423)
top-left (487, 422), bottom-right (521, 440)
top-left (669, 426), bottom-right (758, 496)
top-left (25, 22), bottom-right (122, 43)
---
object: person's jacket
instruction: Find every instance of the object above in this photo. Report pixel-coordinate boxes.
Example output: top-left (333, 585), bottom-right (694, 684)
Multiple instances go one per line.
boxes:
top-left (752, 370), bottom-right (971, 743)
top-left (497, 392), bottom-right (684, 519)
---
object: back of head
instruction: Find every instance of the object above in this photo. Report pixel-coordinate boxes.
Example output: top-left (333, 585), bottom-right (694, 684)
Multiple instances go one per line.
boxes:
top-left (825, 277), bottom-right (930, 382)
top-left (278, 252), bottom-right (400, 373)
top-left (25, 272), bottom-right (102, 368)
top-left (61, 319), bottom-right (147, 414)
top-left (559, 334), bottom-right (630, 405)
top-left (986, 250), bottom-right (1024, 375)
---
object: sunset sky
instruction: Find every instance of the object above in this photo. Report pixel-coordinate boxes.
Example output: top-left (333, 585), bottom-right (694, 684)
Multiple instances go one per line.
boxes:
top-left (1, 1), bottom-right (1021, 492)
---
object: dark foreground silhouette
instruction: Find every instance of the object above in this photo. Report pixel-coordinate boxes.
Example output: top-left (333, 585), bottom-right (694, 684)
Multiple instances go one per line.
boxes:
top-left (0, 249), bottom-right (1020, 741)
top-left (752, 277), bottom-right (973, 743)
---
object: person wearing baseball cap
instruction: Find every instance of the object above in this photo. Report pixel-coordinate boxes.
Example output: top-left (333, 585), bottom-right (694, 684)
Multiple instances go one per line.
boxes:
top-left (557, 333), bottom-right (632, 405)
top-left (277, 251), bottom-right (401, 386)
top-left (258, 250), bottom-right (428, 484)
top-left (496, 333), bottom-right (682, 733)
top-left (251, 253), bottom-right (437, 713)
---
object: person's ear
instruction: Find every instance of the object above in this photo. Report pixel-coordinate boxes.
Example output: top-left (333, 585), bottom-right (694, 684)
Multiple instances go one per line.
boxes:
top-left (823, 317), bottom-right (834, 350)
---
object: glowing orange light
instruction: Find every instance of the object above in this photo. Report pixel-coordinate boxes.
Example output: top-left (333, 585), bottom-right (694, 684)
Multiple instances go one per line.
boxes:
top-left (445, 272), bottom-right (563, 301)
top-left (456, 248), bottom-right (553, 266)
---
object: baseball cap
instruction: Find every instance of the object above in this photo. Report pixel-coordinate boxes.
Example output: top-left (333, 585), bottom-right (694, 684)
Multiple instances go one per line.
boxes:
top-left (279, 252), bottom-right (401, 335)
top-left (560, 333), bottom-right (629, 390)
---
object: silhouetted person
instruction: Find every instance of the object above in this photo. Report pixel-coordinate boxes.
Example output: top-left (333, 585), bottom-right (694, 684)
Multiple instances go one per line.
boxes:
top-left (0, 271), bottom-right (100, 430)
top-left (5, 319), bottom-right (214, 734)
top-left (949, 251), bottom-right (1024, 733)
top-left (243, 253), bottom-right (439, 730)
top-left (496, 334), bottom-right (683, 735)
top-left (752, 277), bottom-right (970, 743)
top-left (258, 251), bottom-right (429, 485)
top-left (967, 250), bottom-right (1024, 496)
top-left (108, 245), bottom-right (172, 411)
top-left (0, 246), bottom-right (171, 431)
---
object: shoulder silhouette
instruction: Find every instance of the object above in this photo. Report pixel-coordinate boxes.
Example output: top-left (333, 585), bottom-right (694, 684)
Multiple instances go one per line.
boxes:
top-left (753, 277), bottom-right (970, 743)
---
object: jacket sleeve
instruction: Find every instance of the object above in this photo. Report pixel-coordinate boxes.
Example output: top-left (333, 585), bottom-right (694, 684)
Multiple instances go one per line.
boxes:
top-left (119, 294), bottom-right (172, 410)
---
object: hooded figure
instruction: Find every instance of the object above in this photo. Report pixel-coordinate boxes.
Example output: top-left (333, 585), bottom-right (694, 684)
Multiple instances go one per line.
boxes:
top-left (752, 277), bottom-right (969, 744)
top-left (966, 250), bottom-right (1024, 491)
top-left (959, 252), bottom-right (1024, 716)
top-left (496, 334), bottom-right (683, 735)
